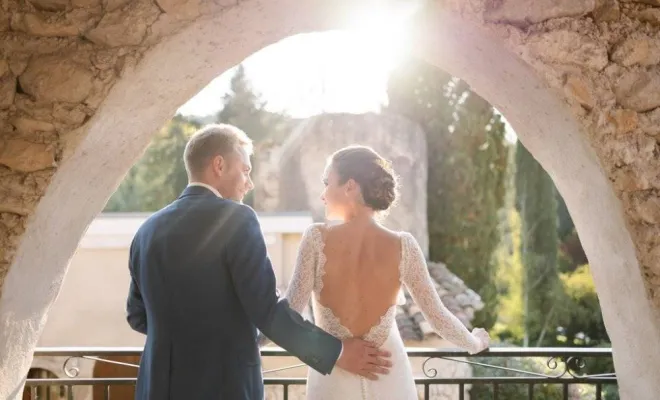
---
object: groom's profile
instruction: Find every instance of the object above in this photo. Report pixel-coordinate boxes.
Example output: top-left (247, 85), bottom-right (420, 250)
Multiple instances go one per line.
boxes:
top-left (126, 124), bottom-right (391, 399)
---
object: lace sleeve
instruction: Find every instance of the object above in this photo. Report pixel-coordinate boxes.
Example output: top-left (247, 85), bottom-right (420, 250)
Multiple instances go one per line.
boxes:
top-left (283, 224), bottom-right (320, 313)
top-left (400, 233), bottom-right (484, 354)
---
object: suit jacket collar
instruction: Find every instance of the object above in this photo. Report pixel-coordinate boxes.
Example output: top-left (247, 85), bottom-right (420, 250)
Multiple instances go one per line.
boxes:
top-left (178, 184), bottom-right (222, 199)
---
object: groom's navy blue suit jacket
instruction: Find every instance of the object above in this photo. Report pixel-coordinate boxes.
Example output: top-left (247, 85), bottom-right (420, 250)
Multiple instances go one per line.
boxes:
top-left (126, 185), bottom-right (342, 399)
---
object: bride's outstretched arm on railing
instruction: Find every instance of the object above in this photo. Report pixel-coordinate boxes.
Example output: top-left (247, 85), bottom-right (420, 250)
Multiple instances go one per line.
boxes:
top-left (400, 232), bottom-right (489, 354)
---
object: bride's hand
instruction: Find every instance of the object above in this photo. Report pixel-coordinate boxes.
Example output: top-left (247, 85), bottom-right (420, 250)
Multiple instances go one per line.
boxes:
top-left (470, 328), bottom-right (490, 353)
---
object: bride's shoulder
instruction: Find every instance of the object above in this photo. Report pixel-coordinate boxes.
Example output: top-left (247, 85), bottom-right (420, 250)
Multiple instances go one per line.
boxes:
top-left (304, 222), bottom-right (327, 237)
top-left (396, 230), bottom-right (416, 242)
top-left (376, 225), bottom-right (407, 238)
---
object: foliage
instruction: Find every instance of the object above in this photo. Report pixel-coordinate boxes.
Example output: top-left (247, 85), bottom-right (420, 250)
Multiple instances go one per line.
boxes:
top-left (470, 346), bottom-right (573, 400)
top-left (514, 141), bottom-right (562, 346)
top-left (386, 57), bottom-right (509, 330)
top-left (554, 265), bottom-right (610, 347)
top-left (105, 64), bottom-right (284, 211)
top-left (470, 340), bottom-right (618, 399)
top-left (492, 208), bottom-right (525, 342)
top-left (215, 64), bottom-right (292, 206)
top-left (217, 65), bottom-right (268, 143)
top-left (104, 116), bottom-right (197, 212)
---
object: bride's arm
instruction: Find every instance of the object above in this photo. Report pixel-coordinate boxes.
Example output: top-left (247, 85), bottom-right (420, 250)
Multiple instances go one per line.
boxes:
top-left (258, 224), bottom-right (319, 346)
top-left (401, 233), bottom-right (488, 354)
top-left (284, 224), bottom-right (319, 312)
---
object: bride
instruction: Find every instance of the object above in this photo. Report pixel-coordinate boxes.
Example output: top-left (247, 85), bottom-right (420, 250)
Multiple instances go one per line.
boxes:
top-left (281, 145), bottom-right (490, 399)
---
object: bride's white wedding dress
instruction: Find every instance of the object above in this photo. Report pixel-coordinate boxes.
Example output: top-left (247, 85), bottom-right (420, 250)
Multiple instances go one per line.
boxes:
top-left (283, 224), bottom-right (486, 400)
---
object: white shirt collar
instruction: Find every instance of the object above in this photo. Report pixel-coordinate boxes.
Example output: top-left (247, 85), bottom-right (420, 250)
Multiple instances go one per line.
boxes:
top-left (188, 182), bottom-right (223, 198)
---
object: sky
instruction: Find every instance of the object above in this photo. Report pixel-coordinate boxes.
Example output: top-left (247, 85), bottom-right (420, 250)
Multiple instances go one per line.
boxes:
top-left (175, 27), bottom-right (517, 142)
top-left (176, 31), bottom-right (399, 119)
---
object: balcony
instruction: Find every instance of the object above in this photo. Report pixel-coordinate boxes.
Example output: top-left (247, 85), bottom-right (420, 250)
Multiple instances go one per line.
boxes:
top-left (24, 347), bottom-right (617, 400)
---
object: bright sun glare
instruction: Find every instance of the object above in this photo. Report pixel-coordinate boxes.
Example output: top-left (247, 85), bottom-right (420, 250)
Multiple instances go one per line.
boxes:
top-left (344, 5), bottom-right (411, 70)
top-left (178, 2), bottom-right (419, 118)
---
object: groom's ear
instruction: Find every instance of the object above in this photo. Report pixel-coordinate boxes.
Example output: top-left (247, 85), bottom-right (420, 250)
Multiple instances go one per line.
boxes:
top-left (211, 155), bottom-right (225, 175)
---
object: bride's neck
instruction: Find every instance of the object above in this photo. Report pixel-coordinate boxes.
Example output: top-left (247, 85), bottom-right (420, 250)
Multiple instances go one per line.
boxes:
top-left (342, 207), bottom-right (375, 225)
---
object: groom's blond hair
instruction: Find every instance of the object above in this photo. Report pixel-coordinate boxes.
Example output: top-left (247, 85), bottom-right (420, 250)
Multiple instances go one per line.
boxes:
top-left (183, 124), bottom-right (253, 179)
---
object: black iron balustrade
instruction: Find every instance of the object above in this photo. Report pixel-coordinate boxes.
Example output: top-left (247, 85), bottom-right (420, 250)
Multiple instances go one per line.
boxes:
top-left (24, 347), bottom-right (617, 399)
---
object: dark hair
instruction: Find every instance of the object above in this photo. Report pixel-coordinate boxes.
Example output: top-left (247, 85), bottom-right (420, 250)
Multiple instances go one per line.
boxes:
top-left (330, 145), bottom-right (398, 211)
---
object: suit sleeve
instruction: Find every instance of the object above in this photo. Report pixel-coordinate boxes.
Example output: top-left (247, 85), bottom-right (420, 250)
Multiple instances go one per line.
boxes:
top-left (126, 236), bottom-right (147, 334)
top-left (226, 207), bottom-right (342, 375)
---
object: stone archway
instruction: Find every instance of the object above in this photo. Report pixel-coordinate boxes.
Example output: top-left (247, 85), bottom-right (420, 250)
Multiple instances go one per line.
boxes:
top-left (1, 1), bottom-right (659, 399)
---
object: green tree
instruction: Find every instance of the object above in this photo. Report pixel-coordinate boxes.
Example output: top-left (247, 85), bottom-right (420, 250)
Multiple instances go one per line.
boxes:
top-left (138, 116), bottom-right (196, 210)
top-left (514, 142), bottom-right (561, 346)
top-left (216, 65), bottom-right (270, 143)
top-left (386, 58), bottom-right (508, 329)
top-left (104, 116), bottom-right (198, 212)
top-left (215, 64), bottom-right (291, 206)
top-left (557, 265), bottom-right (609, 345)
top-left (104, 167), bottom-right (145, 212)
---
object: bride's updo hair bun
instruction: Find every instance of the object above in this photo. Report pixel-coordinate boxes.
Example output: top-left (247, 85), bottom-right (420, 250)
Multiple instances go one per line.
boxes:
top-left (330, 145), bottom-right (398, 212)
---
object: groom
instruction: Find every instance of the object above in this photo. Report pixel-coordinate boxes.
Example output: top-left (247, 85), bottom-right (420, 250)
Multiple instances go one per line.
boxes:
top-left (126, 124), bottom-right (391, 399)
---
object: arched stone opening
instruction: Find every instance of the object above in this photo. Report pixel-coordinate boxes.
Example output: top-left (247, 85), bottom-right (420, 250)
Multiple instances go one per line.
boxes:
top-left (1, 1), bottom-right (659, 399)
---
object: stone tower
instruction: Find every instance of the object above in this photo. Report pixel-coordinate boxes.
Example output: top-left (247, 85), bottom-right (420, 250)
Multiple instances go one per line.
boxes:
top-left (255, 112), bottom-right (429, 257)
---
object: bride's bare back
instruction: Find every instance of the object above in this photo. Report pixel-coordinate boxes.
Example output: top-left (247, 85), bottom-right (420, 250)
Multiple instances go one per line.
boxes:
top-left (317, 223), bottom-right (402, 338)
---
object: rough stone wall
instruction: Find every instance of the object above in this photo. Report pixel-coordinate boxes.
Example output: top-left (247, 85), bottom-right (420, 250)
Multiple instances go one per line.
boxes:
top-left (261, 112), bottom-right (430, 256)
top-left (440, 0), bottom-right (660, 308)
top-left (0, 0), bottom-right (235, 297)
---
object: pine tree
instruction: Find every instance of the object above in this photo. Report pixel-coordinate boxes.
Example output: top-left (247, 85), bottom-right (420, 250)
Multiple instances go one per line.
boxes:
top-left (514, 141), bottom-right (561, 346)
top-left (215, 64), bottom-right (289, 206)
top-left (216, 65), bottom-right (269, 143)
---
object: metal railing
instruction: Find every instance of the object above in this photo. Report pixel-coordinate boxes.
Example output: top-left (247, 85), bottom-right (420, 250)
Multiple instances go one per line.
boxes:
top-left (24, 347), bottom-right (618, 399)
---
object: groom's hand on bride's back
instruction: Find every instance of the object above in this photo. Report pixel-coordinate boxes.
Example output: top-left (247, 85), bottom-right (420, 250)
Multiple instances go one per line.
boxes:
top-left (336, 338), bottom-right (392, 380)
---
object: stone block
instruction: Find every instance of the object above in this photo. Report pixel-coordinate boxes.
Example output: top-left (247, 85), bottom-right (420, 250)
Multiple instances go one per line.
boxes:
top-left (53, 103), bottom-right (88, 125)
top-left (485, 0), bottom-right (595, 25)
top-left (28, 0), bottom-right (70, 12)
top-left (10, 117), bottom-right (56, 135)
top-left (614, 68), bottom-right (660, 112)
top-left (612, 35), bottom-right (660, 67)
top-left (72, 0), bottom-right (102, 7)
top-left (11, 13), bottom-right (81, 37)
top-left (19, 56), bottom-right (94, 103)
top-left (85, 0), bottom-right (161, 46)
top-left (0, 60), bottom-right (8, 77)
top-left (0, 139), bottom-right (56, 172)
top-left (594, 0), bottom-right (621, 22)
top-left (527, 30), bottom-right (608, 71)
top-left (635, 8), bottom-right (660, 26)
top-left (0, 74), bottom-right (15, 109)
top-left (629, 192), bottom-right (660, 224)
top-left (564, 75), bottom-right (596, 110)
top-left (608, 108), bottom-right (640, 134)
top-left (155, 0), bottom-right (200, 20)
top-left (639, 107), bottom-right (660, 135)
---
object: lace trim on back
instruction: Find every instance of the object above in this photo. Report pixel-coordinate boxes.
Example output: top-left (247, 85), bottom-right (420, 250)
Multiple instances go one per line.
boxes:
top-left (308, 225), bottom-right (403, 346)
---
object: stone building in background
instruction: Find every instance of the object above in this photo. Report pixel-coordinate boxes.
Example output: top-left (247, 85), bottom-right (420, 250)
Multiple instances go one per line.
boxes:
top-left (254, 112), bottom-right (429, 256)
